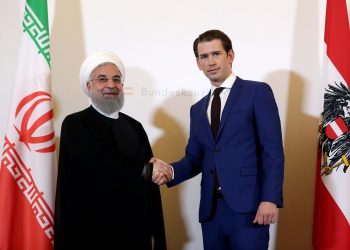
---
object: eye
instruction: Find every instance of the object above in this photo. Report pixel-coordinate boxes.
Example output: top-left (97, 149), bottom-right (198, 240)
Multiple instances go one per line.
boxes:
top-left (98, 77), bottom-right (108, 82)
top-left (112, 78), bottom-right (121, 84)
top-left (213, 52), bottom-right (221, 57)
top-left (199, 55), bottom-right (208, 60)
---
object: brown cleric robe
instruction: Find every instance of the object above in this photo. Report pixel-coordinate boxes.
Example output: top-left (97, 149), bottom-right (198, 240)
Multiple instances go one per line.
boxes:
top-left (54, 106), bottom-right (166, 250)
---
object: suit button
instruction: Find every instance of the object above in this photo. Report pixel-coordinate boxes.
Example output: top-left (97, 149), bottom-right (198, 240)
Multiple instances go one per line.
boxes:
top-left (210, 169), bottom-right (214, 174)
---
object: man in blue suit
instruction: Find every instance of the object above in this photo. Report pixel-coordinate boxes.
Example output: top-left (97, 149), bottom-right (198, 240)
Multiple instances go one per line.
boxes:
top-left (152, 29), bottom-right (284, 250)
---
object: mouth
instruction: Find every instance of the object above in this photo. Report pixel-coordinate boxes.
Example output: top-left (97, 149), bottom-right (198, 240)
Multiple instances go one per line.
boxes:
top-left (103, 92), bottom-right (118, 97)
top-left (207, 68), bottom-right (219, 74)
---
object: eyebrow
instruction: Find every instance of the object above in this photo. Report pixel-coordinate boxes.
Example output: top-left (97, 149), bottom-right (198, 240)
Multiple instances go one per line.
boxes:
top-left (199, 51), bottom-right (222, 57)
top-left (96, 74), bottom-right (121, 78)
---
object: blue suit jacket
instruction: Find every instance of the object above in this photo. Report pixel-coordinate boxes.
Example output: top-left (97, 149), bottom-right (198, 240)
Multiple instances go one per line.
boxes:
top-left (168, 77), bottom-right (284, 223)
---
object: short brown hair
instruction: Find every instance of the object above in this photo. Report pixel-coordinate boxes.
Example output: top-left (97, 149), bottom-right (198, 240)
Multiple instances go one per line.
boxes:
top-left (193, 30), bottom-right (233, 58)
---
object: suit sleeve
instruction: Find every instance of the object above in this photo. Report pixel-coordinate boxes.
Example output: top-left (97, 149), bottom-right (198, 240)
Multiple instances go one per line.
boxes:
top-left (168, 105), bottom-right (203, 187)
top-left (254, 83), bottom-right (284, 207)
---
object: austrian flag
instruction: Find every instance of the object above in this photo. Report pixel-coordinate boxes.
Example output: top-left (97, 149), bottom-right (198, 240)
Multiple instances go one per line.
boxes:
top-left (313, 0), bottom-right (350, 249)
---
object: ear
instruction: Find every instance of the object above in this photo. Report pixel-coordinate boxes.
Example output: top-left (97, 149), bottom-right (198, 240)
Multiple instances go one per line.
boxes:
top-left (228, 49), bottom-right (234, 64)
top-left (87, 82), bottom-right (91, 91)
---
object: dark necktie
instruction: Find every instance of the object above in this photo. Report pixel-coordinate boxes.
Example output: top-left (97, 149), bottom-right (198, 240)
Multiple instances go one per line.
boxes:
top-left (210, 87), bottom-right (224, 138)
top-left (211, 87), bottom-right (225, 199)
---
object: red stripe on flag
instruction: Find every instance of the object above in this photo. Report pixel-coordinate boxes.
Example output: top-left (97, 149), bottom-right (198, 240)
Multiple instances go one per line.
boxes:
top-left (325, 0), bottom-right (350, 86)
top-left (313, 154), bottom-right (350, 249)
top-left (325, 125), bottom-right (338, 139)
top-left (0, 167), bottom-right (51, 250)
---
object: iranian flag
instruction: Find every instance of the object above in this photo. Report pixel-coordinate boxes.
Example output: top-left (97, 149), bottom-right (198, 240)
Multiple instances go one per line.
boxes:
top-left (0, 0), bottom-right (56, 249)
top-left (313, 0), bottom-right (350, 249)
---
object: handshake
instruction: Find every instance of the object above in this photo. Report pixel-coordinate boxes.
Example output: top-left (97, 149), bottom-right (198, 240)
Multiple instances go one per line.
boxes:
top-left (149, 157), bottom-right (173, 186)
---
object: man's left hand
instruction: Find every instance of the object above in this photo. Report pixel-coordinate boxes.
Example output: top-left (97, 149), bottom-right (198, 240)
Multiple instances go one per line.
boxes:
top-left (253, 201), bottom-right (278, 225)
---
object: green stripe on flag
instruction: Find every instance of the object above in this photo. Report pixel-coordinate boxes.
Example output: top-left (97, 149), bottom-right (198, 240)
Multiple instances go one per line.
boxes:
top-left (22, 0), bottom-right (51, 67)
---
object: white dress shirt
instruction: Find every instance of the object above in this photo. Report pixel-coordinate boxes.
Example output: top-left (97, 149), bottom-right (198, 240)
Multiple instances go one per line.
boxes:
top-left (207, 72), bottom-right (237, 123)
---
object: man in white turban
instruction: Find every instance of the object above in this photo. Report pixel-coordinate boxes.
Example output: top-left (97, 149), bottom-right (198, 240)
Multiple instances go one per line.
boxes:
top-left (79, 50), bottom-right (125, 96)
top-left (80, 50), bottom-right (126, 115)
top-left (54, 51), bottom-right (167, 250)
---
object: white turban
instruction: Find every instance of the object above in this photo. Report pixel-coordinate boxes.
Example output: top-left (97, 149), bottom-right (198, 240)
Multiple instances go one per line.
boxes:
top-left (79, 51), bottom-right (125, 96)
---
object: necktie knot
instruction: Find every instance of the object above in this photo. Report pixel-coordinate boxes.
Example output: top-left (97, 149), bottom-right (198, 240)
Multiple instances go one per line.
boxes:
top-left (213, 87), bottom-right (224, 97)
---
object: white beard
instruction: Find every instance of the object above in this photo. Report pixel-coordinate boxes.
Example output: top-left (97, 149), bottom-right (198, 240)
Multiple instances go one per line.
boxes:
top-left (90, 91), bottom-right (124, 114)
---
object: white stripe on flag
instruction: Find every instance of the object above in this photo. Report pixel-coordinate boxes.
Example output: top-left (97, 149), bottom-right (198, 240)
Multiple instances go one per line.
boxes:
top-left (323, 167), bottom-right (350, 224)
top-left (329, 120), bottom-right (343, 137)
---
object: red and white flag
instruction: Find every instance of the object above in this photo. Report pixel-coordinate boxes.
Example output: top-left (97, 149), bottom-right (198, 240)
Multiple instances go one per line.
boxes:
top-left (0, 0), bottom-right (56, 249)
top-left (313, 0), bottom-right (350, 249)
top-left (325, 117), bottom-right (349, 140)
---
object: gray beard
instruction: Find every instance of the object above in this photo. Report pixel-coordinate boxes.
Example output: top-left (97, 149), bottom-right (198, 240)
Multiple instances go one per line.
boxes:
top-left (91, 92), bottom-right (124, 114)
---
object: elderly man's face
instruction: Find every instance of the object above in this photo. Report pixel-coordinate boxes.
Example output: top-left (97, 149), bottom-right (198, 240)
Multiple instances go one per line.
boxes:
top-left (87, 63), bottom-right (124, 114)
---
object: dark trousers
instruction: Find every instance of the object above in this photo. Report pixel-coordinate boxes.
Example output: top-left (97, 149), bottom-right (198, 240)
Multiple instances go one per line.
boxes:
top-left (201, 199), bottom-right (269, 250)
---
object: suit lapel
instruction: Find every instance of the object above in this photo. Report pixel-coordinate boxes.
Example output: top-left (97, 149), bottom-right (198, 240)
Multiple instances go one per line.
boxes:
top-left (217, 77), bottom-right (244, 139)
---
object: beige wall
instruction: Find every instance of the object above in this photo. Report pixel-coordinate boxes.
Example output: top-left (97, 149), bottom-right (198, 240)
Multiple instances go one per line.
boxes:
top-left (0, 0), bottom-right (327, 249)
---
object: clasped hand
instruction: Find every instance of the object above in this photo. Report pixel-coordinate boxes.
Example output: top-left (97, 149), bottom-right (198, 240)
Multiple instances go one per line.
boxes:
top-left (149, 157), bottom-right (173, 185)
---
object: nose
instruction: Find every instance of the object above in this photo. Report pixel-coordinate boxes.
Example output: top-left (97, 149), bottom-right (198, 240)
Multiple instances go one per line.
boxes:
top-left (106, 80), bottom-right (114, 88)
top-left (106, 80), bottom-right (123, 89)
top-left (208, 55), bottom-right (216, 65)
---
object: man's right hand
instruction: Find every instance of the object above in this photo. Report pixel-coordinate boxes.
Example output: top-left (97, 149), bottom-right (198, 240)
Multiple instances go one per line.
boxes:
top-left (149, 158), bottom-right (173, 185)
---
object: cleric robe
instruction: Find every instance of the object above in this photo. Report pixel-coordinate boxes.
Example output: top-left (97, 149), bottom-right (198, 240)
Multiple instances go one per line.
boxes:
top-left (54, 106), bottom-right (166, 250)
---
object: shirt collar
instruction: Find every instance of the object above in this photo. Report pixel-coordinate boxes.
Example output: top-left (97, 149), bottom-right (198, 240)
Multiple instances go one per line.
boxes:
top-left (210, 72), bottom-right (237, 94)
